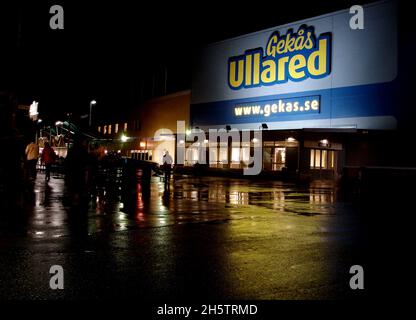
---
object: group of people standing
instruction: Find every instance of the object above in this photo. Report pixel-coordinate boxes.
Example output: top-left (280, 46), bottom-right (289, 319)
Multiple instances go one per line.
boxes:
top-left (24, 141), bottom-right (56, 182)
top-left (23, 139), bottom-right (175, 195)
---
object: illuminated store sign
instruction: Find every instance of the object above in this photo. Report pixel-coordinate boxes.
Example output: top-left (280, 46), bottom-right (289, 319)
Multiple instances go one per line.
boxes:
top-left (228, 25), bottom-right (331, 90)
top-left (29, 101), bottom-right (39, 121)
top-left (234, 95), bottom-right (320, 118)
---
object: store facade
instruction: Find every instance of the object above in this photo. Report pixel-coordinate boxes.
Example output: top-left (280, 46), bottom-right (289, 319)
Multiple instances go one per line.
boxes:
top-left (188, 0), bottom-right (399, 179)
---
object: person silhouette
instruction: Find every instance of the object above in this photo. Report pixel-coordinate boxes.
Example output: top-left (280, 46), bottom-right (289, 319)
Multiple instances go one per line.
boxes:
top-left (41, 142), bottom-right (56, 181)
top-left (162, 151), bottom-right (173, 188)
top-left (25, 141), bottom-right (39, 181)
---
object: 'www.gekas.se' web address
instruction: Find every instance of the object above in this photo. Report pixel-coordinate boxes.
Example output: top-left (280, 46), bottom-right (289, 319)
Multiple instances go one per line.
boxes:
top-left (234, 98), bottom-right (320, 117)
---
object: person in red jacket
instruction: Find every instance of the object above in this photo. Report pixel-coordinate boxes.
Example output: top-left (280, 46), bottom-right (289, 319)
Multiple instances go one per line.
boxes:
top-left (41, 142), bottom-right (56, 181)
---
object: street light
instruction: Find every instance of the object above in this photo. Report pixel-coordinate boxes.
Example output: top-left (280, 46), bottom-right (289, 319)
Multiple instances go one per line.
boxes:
top-left (35, 119), bottom-right (43, 143)
top-left (89, 100), bottom-right (97, 127)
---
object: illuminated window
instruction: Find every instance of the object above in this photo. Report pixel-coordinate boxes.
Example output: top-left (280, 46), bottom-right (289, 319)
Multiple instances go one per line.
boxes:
top-left (98, 126), bottom-right (101, 133)
top-left (310, 149), bottom-right (335, 169)
top-left (186, 147), bottom-right (199, 165)
top-left (104, 125), bottom-right (107, 134)
top-left (115, 123), bottom-right (118, 134)
top-left (231, 148), bottom-right (240, 162)
top-left (124, 122), bottom-right (128, 132)
top-left (219, 147), bottom-right (228, 164)
top-left (314, 149), bottom-right (321, 168)
top-left (321, 150), bottom-right (327, 168)
top-left (310, 149), bottom-right (315, 167)
top-left (231, 148), bottom-right (241, 168)
top-left (108, 125), bottom-right (112, 135)
top-left (330, 151), bottom-right (335, 168)
top-left (241, 145), bottom-right (250, 165)
top-left (209, 146), bottom-right (218, 167)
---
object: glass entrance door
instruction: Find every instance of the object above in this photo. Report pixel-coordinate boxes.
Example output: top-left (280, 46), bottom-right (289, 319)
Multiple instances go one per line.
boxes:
top-left (264, 147), bottom-right (286, 171)
top-left (273, 147), bottom-right (286, 171)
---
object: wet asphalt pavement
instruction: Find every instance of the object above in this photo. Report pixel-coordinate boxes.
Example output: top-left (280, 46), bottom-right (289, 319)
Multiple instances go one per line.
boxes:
top-left (0, 172), bottom-right (364, 300)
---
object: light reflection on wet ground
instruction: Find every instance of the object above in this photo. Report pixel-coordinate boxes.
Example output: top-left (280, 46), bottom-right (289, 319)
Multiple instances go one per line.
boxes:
top-left (0, 173), bottom-right (349, 244)
top-left (6, 172), bottom-right (347, 239)
top-left (0, 171), bottom-right (361, 299)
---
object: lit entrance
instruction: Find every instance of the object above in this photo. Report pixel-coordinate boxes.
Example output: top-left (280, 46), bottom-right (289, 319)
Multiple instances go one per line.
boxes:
top-left (263, 140), bottom-right (299, 171)
top-left (264, 147), bottom-right (286, 171)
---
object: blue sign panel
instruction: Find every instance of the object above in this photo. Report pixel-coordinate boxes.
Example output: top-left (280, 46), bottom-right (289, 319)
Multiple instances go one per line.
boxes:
top-left (190, 0), bottom-right (398, 130)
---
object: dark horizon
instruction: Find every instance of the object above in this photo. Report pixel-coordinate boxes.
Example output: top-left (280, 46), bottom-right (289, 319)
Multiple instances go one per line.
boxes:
top-left (1, 0), bottom-right (380, 124)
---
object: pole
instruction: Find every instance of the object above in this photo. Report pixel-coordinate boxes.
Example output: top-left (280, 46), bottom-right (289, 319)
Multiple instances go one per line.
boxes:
top-left (89, 102), bottom-right (92, 127)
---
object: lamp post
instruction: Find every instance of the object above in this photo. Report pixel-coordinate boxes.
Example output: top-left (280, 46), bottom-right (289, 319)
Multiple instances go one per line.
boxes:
top-left (35, 119), bottom-right (42, 144)
top-left (89, 100), bottom-right (97, 127)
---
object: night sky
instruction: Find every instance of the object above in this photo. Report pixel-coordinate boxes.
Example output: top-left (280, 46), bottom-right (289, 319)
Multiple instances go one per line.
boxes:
top-left (1, 0), bottom-right (375, 125)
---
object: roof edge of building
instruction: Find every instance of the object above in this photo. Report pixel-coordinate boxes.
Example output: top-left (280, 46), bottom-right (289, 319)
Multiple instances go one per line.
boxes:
top-left (143, 90), bottom-right (191, 104)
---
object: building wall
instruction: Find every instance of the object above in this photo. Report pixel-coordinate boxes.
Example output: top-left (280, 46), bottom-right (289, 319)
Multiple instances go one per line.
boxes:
top-left (94, 91), bottom-right (190, 164)
top-left (136, 90), bottom-right (190, 138)
top-left (186, 0), bottom-right (408, 179)
top-left (190, 0), bottom-right (398, 131)
top-left (129, 90), bottom-right (190, 164)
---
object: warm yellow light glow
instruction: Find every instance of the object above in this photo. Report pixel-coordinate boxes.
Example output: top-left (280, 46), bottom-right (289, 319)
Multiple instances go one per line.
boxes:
top-left (121, 134), bottom-right (129, 142)
top-left (231, 148), bottom-right (240, 162)
top-left (139, 141), bottom-right (146, 148)
top-left (287, 137), bottom-right (296, 142)
top-left (29, 101), bottom-right (39, 120)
